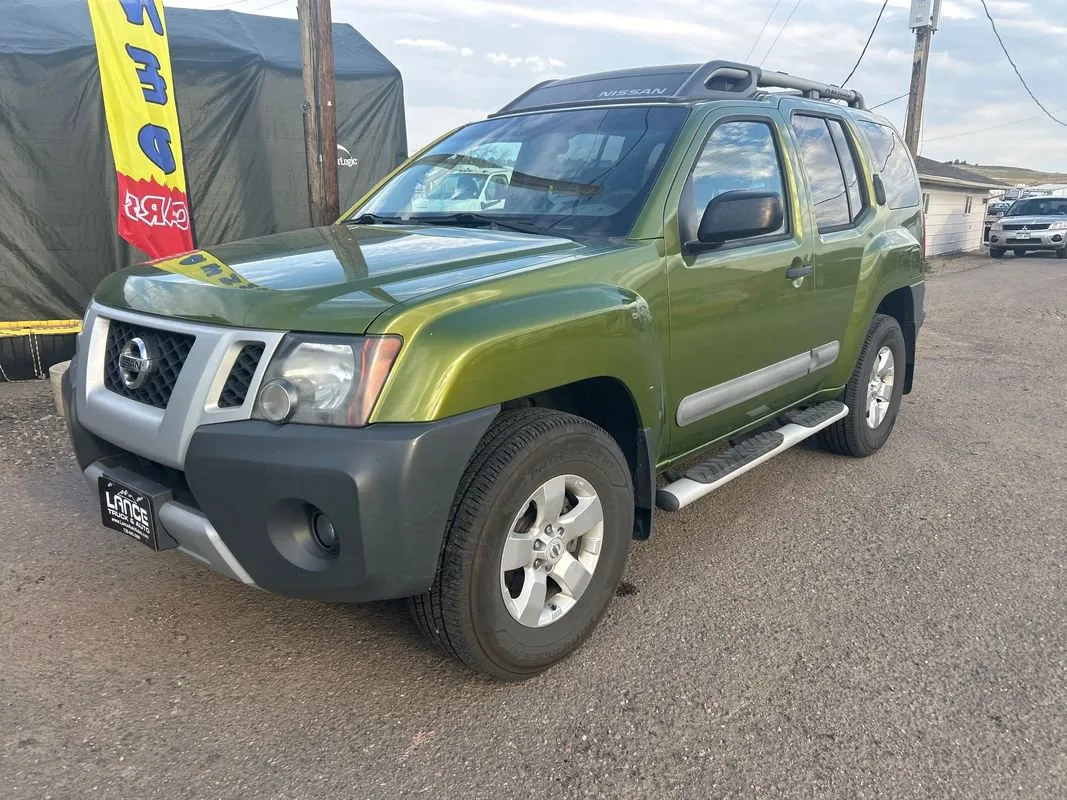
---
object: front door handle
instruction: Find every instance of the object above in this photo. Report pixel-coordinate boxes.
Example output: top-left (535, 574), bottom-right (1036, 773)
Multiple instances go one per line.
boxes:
top-left (786, 264), bottom-right (813, 280)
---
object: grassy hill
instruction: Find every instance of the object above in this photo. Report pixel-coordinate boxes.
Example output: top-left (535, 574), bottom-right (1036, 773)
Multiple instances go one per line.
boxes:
top-left (961, 164), bottom-right (1067, 187)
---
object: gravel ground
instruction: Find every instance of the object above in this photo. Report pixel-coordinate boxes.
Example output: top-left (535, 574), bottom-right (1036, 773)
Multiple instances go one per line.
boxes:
top-left (1, 252), bottom-right (1064, 799)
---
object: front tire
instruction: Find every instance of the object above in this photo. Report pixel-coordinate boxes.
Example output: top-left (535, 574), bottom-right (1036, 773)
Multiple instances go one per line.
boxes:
top-left (990, 248), bottom-right (1005, 259)
top-left (410, 409), bottom-right (634, 681)
top-left (819, 314), bottom-right (906, 457)
top-left (1057, 245), bottom-right (1067, 260)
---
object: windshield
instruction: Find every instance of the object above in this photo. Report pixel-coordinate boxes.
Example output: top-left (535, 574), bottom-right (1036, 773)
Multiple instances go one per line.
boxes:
top-left (1007, 197), bottom-right (1067, 216)
top-left (351, 106), bottom-right (689, 238)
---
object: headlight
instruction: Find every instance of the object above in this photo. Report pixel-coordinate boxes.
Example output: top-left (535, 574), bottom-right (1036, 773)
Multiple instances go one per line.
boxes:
top-left (1049, 220), bottom-right (1067, 230)
top-left (991, 221), bottom-right (1003, 230)
top-left (252, 334), bottom-right (402, 427)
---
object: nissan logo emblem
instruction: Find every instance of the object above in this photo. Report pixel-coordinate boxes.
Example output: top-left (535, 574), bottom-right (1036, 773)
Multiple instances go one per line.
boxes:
top-left (118, 337), bottom-right (158, 390)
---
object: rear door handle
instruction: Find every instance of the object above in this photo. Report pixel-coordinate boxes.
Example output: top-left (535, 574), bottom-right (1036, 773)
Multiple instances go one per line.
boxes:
top-left (786, 264), bottom-right (813, 279)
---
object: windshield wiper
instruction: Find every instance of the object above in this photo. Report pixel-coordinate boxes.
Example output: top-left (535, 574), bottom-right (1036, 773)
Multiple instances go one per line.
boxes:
top-left (410, 213), bottom-right (546, 236)
top-left (346, 213), bottom-right (405, 225)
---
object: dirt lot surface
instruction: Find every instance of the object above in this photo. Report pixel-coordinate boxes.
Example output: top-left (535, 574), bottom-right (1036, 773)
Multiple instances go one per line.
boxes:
top-left (1, 252), bottom-right (1064, 799)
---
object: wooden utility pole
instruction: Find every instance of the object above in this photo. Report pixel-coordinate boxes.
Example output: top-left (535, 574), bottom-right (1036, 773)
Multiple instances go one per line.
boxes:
top-left (298, 0), bottom-right (339, 226)
top-left (903, 24), bottom-right (933, 157)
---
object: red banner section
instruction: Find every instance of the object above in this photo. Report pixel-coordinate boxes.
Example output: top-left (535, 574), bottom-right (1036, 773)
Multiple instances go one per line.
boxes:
top-left (117, 175), bottom-right (192, 258)
top-left (89, 0), bottom-right (194, 258)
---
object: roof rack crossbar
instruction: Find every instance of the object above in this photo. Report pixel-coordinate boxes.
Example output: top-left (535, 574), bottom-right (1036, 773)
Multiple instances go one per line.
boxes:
top-left (757, 67), bottom-right (865, 109)
top-left (492, 60), bottom-right (865, 117)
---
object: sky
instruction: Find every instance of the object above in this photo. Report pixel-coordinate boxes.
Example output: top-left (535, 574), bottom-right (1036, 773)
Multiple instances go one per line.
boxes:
top-left (173, 0), bottom-right (1067, 172)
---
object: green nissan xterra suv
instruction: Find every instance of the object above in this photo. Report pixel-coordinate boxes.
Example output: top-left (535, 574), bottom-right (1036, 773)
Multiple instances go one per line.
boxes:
top-left (64, 61), bottom-right (926, 681)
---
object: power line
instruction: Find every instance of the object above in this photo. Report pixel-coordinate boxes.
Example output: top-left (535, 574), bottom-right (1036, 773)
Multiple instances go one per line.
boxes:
top-left (760, 0), bottom-right (804, 66)
top-left (871, 92), bottom-right (908, 110)
top-left (923, 106), bottom-right (1067, 142)
top-left (745, 1), bottom-right (783, 62)
top-left (243, 0), bottom-right (291, 13)
top-left (977, 0), bottom-right (1067, 128)
top-left (223, 0), bottom-right (284, 8)
top-left (841, 0), bottom-right (888, 86)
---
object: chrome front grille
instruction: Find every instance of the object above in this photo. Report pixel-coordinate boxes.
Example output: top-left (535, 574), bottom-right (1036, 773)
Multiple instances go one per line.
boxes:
top-left (104, 321), bottom-right (195, 409)
top-left (77, 304), bottom-right (286, 469)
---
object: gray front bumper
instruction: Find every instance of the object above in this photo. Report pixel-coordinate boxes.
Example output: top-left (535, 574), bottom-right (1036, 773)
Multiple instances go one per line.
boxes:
top-left (84, 461), bottom-right (256, 586)
top-left (989, 230), bottom-right (1067, 249)
top-left (64, 358), bottom-right (500, 603)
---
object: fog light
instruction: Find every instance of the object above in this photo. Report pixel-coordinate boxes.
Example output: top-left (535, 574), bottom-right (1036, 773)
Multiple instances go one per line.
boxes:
top-left (990, 235), bottom-right (999, 243)
top-left (1053, 234), bottom-right (1063, 243)
top-left (311, 511), bottom-right (338, 553)
top-left (259, 378), bottom-right (298, 423)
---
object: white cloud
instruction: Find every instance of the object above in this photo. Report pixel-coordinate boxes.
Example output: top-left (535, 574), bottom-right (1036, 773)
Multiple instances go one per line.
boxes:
top-left (394, 38), bottom-right (473, 56)
top-left (486, 52), bottom-right (523, 68)
top-left (336, 0), bottom-right (737, 46)
top-left (486, 52), bottom-right (565, 72)
top-left (385, 11), bottom-right (440, 23)
top-left (939, 0), bottom-right (976, 20)
top-left (168, 0), bottom-right (1066, 171)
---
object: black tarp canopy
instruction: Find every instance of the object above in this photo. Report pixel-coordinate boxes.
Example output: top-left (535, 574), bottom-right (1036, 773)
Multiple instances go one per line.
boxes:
top-left (0, 0), bottom-right (406, 321)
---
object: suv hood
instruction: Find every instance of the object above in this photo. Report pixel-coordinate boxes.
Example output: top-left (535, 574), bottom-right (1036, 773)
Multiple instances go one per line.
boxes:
top-left (1000, 215), bottom-right (1065, 226)
top-left (92, 224), bottom-right (597, 334)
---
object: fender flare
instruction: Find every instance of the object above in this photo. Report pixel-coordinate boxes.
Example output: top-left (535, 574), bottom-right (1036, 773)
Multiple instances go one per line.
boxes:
top-left (371, 283), bottom-right (667, 433)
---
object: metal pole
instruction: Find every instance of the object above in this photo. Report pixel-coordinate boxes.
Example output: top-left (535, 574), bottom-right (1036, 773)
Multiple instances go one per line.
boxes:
top-left (903, 25), bottom-right (932, 156)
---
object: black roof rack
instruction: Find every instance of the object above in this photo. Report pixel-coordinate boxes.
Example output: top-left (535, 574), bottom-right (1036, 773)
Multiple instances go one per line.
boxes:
top-left (491, 60), bottom-right (865, 117)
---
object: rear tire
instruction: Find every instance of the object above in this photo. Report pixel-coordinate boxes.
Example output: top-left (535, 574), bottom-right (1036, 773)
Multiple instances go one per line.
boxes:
top-left (990, 248), bottom-right (1005, 259)
top-left (819, 314), bottom-right (906, 458)
top-left (410, 409), bottom-right (633, 681)
top-left (1014, 248), bottom-right (1027, 257)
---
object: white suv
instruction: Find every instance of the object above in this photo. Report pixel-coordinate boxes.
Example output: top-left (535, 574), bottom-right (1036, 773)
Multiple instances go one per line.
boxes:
top-left (988, 196), bottom-right (1067, 259)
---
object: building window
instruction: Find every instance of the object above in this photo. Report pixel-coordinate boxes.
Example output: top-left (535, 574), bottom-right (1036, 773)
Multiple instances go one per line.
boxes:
top-left (964, 195), bottom-right (973, 214)
top-left (922, 192), bottom-right (930, 213)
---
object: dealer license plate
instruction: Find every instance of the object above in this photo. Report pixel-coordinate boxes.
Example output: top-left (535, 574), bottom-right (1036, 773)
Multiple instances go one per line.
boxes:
top-left (99, 476), bottom-right (159, 549)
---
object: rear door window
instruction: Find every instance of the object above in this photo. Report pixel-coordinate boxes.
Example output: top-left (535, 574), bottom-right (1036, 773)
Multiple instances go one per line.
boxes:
top-left (856, 120), bottom-right (921, 209)
top-left (826, 119), bottom-right (866, 222)
top-left (791, 115), bottom-right (851, 230)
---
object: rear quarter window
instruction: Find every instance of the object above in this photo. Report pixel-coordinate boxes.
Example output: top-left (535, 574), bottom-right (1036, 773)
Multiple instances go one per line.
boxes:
top-left (856, 120), bottom-right (920, 210)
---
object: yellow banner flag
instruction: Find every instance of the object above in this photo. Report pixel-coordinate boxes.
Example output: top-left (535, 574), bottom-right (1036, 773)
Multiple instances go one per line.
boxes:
top-left (151, 250), bottom-right (260, 291)
top-left (88, 0), bottom-right (194, 258)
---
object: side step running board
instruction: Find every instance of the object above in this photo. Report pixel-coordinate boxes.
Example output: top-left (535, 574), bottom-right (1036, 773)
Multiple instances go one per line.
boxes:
top-left (656, 401), bottom-right (848, 512)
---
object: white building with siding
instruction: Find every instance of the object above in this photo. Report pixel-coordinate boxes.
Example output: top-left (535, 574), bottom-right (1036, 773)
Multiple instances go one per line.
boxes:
top-left (915, 157), bottom-right (1006, 256)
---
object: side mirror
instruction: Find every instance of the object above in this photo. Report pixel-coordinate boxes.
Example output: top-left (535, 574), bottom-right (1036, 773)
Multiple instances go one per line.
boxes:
top-left (688, 190), bottom-right (784, 252)
top-left (872, 174), bottom-right (888, 206)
